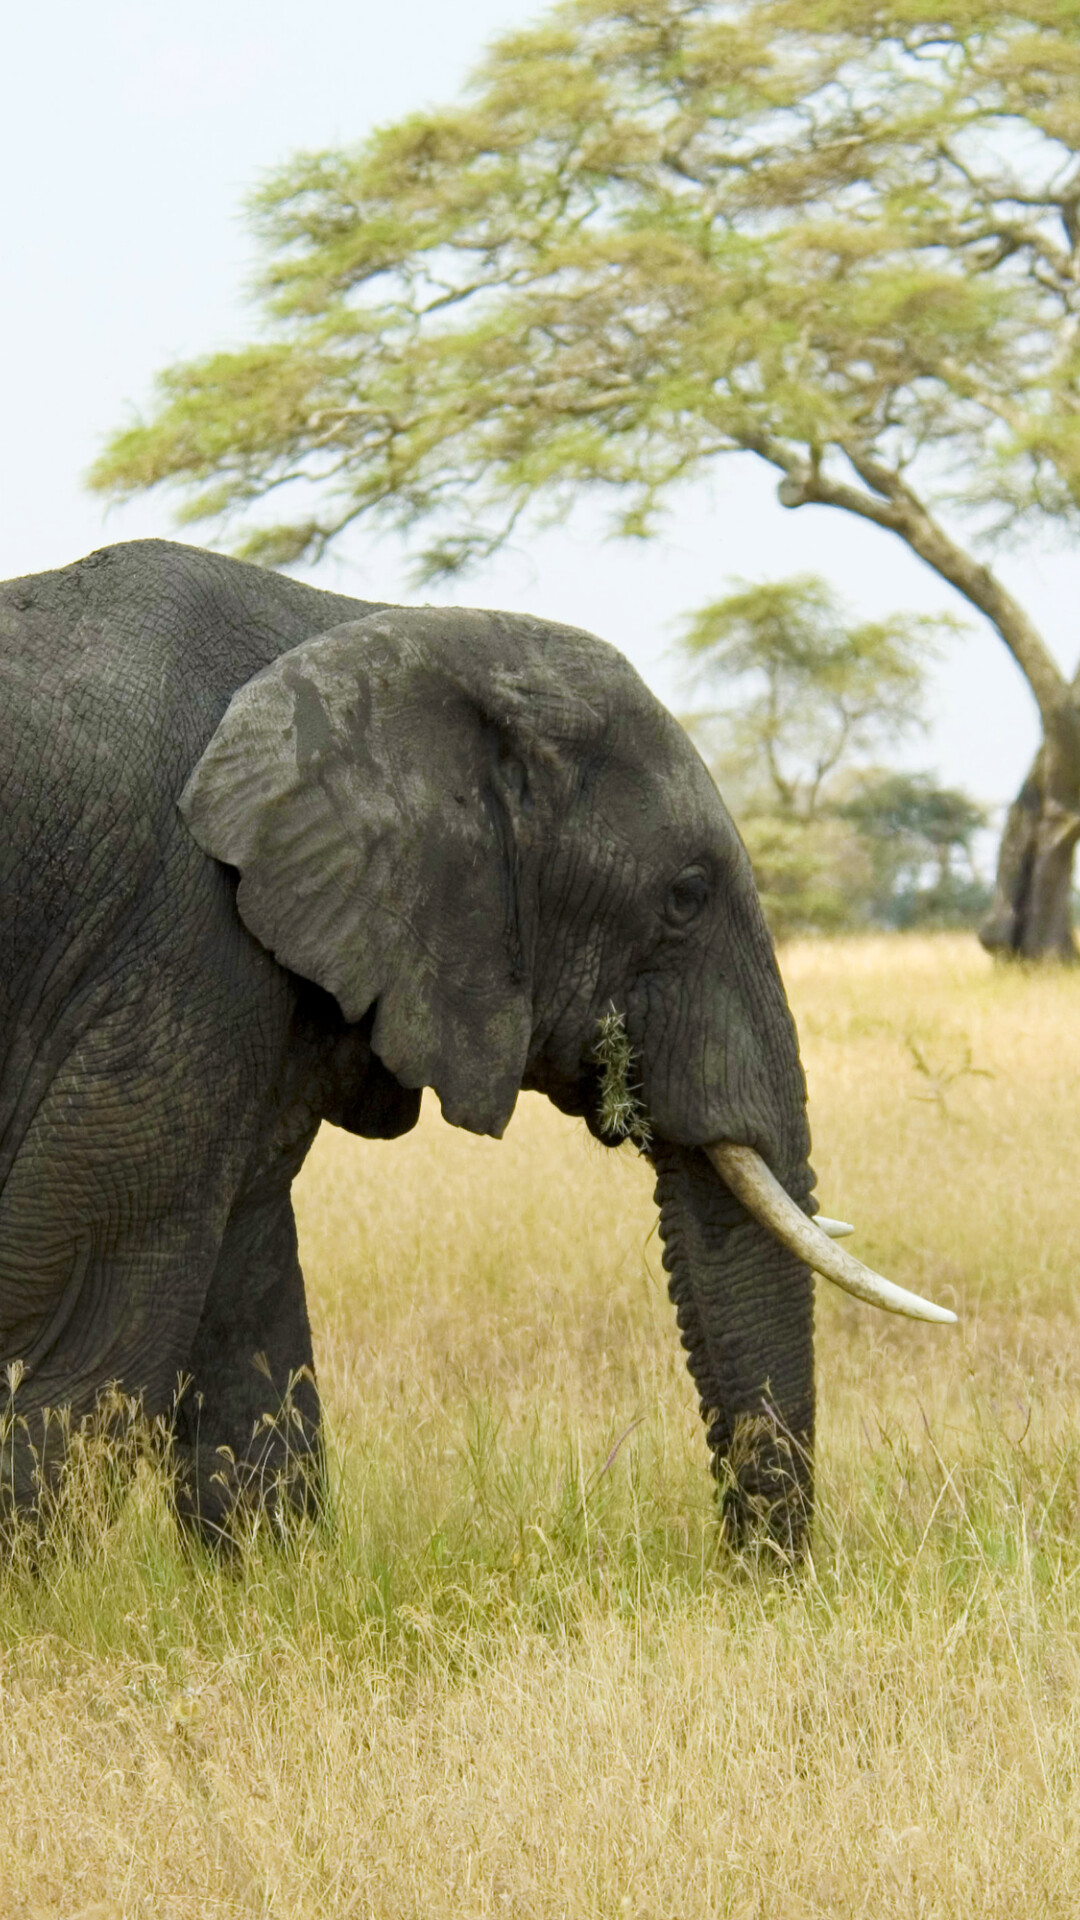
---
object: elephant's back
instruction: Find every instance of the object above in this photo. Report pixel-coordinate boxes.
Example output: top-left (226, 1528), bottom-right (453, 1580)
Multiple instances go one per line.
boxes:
top-left (0, 538), bottom-right (384, 856)
top-left (0, 539), bottom-right (385, 1085)
top-left (0, 538), bottom-right (382, 760)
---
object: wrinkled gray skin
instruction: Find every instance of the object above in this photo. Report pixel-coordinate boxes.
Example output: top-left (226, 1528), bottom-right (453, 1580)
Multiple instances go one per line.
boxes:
top-left (0, 540), bottom-right (815, 1548)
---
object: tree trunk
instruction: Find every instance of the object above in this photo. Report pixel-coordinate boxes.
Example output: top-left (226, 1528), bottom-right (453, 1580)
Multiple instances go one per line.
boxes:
top-left (775, 442), bottom-right (1080, 962)
top-left (980, 718), bottom-right (1080, 961)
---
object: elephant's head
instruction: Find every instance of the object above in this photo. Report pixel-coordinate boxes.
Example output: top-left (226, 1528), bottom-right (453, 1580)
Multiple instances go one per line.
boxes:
top-left (181, 605), bottom-right (953, 1551)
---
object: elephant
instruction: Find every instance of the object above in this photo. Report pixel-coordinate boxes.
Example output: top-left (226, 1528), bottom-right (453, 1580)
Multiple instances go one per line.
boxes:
top-left (0, 538), bottom-right (952, 1551)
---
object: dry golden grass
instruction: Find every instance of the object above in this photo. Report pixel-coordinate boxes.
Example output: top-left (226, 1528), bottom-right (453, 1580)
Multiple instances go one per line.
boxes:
top-left (3, 933), bottom-right (1080, 1916)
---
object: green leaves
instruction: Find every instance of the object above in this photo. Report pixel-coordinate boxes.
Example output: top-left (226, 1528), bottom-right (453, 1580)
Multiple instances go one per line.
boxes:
top-left (679, 572), bottom-right (983, 933)
top-left (90, 0), bottom-right (1080, 619)
top-left (682, 572), bottom-right (951, 822)
top-left (591, 1006), bottom-right (652, 1149)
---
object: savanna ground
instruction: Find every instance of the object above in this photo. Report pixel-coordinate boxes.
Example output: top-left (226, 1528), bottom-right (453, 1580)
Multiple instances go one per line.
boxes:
top-left (3, 934), bottom-right (1080, 1917)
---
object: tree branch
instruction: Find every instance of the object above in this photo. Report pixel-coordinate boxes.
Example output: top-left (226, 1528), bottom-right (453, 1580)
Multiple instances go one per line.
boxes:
top-left (749, 432), bottom-right (1069, 729)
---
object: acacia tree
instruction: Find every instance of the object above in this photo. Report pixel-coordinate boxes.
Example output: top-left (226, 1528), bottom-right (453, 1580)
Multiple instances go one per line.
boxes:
top-left (92, 0), bottom-right (1080, 958)
top-left (682, 574), bottom-right (941, 819)
top-left (837, 770), bottom-right (989, 923)
top-left (681, 574), bottom-right (978, 932)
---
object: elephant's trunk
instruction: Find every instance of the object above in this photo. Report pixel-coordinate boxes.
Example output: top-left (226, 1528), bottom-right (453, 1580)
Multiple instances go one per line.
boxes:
top-left (652, 1140), bottom-right (815, 1553)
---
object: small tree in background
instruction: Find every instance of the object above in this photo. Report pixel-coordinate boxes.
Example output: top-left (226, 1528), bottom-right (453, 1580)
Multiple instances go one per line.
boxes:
top-left (681, 575), bottom-right (986, 937)
top-left (726, 811), bottom-right (874, 942)
top-left (835, 772), bottom-right (990, 929)
top-left (682, 576), bottom-right (942, 822)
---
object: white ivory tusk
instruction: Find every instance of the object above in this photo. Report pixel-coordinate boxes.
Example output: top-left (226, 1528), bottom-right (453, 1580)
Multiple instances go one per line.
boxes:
top-left (704, 1142), bottom-right (957, 1325)
top-left (815, 1216), bottom-right (854, 1239)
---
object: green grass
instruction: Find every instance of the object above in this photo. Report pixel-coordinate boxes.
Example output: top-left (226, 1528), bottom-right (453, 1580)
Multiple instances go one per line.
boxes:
top-left (3, 933), bottom-right (1080, 1916)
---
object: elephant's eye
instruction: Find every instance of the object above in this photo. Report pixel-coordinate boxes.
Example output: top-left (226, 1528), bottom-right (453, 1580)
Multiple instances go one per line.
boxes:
top-left (664, 866), bottom-right (709, 929)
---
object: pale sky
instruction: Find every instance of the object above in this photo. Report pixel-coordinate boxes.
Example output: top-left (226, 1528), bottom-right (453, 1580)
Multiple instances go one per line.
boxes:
top-left (5, 0), bottom-right (1077, 820)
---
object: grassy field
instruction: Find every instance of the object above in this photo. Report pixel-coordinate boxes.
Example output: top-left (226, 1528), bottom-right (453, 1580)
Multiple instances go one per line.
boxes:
top-left (3, 933), bottom-right (1080, 1917)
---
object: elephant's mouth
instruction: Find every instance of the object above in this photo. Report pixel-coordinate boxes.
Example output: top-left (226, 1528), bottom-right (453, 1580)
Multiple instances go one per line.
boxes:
top-left (705, 1142), bottom-right (956, 1325)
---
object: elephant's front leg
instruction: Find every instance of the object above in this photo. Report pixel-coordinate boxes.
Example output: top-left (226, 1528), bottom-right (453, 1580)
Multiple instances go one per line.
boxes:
top-left (172, 1178), bottom-right (322, 1544)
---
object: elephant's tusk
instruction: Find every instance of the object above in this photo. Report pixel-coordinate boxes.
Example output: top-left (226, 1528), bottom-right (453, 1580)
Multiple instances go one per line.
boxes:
top-left (704, 1143), bottom-right (957, 1325)
top-left (815, 1216), bottom-right (854, 1239)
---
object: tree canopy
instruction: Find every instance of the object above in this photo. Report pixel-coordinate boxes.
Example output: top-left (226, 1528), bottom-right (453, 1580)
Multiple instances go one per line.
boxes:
top-left (681, 573), bottom-right (984, 934)
top-left (683, 575), bottom-right (944, 820)
top-left (91, 0), bottom-right (1080, 955)
top-left (836, 769), bottom-right (989, 926)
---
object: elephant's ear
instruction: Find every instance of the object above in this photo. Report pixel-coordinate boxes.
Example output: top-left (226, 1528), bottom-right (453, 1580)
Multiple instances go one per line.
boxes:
top-left (180, 607), bottom-right (570, 1137)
